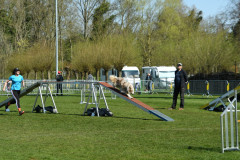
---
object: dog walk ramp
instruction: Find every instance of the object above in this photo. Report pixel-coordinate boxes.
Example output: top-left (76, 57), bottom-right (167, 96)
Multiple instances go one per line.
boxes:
top-left (0, 82), bottom-right (41, 108)
top-left (200, 85), bottom-right (240, 110)
top-left (99, 82), bottom-right (174, 121)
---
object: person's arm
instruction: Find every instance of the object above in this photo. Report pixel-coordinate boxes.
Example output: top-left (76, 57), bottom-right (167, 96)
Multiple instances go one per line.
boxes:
top-left (3, 80), bottom-right (10, 91)
top-left (183, 70), bottom-right (188, 83)
top-left (22, 80), bottom-right (25, 88)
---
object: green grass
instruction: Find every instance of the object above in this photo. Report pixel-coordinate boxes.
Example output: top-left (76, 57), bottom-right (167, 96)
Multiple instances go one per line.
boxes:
top-left (0, 93), bottom-right (240, 160)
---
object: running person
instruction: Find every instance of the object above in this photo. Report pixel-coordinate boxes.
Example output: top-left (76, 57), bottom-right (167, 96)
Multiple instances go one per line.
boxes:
top-left (3, 68), bottom-right (25, 116)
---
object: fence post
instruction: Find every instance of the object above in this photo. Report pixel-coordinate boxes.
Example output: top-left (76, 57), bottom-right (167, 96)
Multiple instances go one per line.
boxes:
top-left (169, 82), bottom-right (173, 95)
top-left (186, 82), bottom-right (192, 96)
top-left (227, 81), bottom-right (230, 92)
top-left (203, 80), bottom-right (212, 97)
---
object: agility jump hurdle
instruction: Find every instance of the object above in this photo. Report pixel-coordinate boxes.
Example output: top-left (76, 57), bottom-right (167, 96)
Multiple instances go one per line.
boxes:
top-left (200, 85), bottom-right (240, 153)
top-left (221, 87), bottom-right (239, 153)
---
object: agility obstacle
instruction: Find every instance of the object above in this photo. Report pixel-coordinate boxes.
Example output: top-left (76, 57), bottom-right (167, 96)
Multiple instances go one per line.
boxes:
top-left (0, 82), bottom-right (58, 113)
top-left (0, 82), bottom-right (41, 108)
top-left (0, 81), bottom-right (173, 121)
top-left (99, 82), bottom-right (174, 121)
top-left (220, 87), bottom-right (239, 153)
top-left (200, 85), bottom-right (240, 153)
top-left (32, 82), bottom-right (58, 113)
top-left (83, 82), bottom-right (109, 117)
top-left (200, 86), bottom-right (240, 110)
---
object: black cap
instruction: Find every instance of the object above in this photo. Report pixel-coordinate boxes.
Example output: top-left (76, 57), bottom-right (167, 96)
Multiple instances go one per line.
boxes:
top-left (14, 68), bottom-right (20, 71)
top-left (13, 68), bottom-right (20, 74)
top-left (177, 63), bottom-right (182, 66)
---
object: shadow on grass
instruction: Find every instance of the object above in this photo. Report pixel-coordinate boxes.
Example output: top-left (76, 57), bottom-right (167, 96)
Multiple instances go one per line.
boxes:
top-left (137, 96), bottom-right (216, 100)
top-left (187, 146), bottom-right (220, 153)
top-left (135, 96), bottom-right (172, 99)
top-left (51, 112), bottom-right (163, 121)
top-left (112, 116), bottom-right (162, 121)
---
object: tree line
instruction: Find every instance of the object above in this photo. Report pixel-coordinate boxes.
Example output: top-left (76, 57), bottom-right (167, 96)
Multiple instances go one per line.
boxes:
top-left (0, 0), bottom-right (240, 80)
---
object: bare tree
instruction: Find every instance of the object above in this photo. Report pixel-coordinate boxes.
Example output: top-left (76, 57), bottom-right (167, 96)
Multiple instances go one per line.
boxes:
top-left (74, 0), bottom-right (102, 39)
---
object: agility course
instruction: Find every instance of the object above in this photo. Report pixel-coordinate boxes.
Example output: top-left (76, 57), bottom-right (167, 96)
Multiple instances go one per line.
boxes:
top-left (1, 87), bottom-right (240, 159)
top-left (3, 80), bottom-right (240, 156)
top-left (0, 81), bottom-right (173, 121)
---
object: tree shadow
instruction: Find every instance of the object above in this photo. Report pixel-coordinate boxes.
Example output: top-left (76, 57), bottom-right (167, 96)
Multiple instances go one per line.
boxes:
top-left (52, 113), bottom-right (163, 121)
top-left (187, 146), bottom-right (220, 153)
top-left (112, 116), bottom-right (162, 121)
top-left (136, 96), bottom-right (173, 99)
top-left (154, 107), bottom-right (168, 110)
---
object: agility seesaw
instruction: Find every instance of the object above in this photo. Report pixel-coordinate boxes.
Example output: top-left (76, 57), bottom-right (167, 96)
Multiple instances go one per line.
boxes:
top-left (0, 81), bottom-right (58, 113)
top-left (99, 82), bottom-right (174, 121)
top-left (0, 82), bottom-right (41, 108)
top-left (200, 85), bottom-right (240, 110)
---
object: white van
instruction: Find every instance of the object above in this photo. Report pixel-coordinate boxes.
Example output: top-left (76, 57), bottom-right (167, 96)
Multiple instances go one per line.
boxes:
top-left (122, 66), bottom-right (141, 90)
top-left (142, 66), bottom-right (176, 89)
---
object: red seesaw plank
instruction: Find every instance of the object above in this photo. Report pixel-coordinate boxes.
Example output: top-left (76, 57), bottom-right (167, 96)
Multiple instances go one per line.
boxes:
top-left (99, 82), bottom-right (174, 121)
top-left (99, 82), bottom-right (154, 111)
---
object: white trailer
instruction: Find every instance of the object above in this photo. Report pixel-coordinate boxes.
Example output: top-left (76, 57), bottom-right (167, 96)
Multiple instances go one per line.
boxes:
top-left (142, 66), bottom-right (176, 89)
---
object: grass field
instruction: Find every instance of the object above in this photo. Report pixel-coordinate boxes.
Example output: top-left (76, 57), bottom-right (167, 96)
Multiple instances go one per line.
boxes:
top-left (0, 93), bottom-right (240, 160)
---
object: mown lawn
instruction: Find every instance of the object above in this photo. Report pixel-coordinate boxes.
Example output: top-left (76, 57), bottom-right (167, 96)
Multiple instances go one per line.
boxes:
top-left (0, 93), bottom-right (239, 160)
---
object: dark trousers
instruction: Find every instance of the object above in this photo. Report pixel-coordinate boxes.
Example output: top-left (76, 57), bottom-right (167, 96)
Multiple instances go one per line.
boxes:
top-left (172, 86), bottom-right (185, 109)
top-left (11, 90), bottom-right (21, 108)
top-left (147, 81), bottom-right (152, 91)
top-left (57, 83), bottom-right (63, 95)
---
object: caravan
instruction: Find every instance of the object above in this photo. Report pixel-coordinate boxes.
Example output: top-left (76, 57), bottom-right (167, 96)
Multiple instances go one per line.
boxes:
top-left (142, 66), bottom-right (176, 89)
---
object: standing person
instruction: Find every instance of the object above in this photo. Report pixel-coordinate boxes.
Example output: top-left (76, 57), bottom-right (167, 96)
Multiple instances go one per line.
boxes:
top-left (56, 71), bottom-right (64, 96)
top-left (146, 73), bottom-right (153, 93)
top-left (169, 63), bottom-right (188, 110)
top-left (87, 72), bottom-right (94, 81)
top-left (2, 68), bottom-right (25, 116)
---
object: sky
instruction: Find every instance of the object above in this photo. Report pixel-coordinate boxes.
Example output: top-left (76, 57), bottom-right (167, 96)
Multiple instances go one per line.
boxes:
top-left (183, 0), bottom-right (230, 18)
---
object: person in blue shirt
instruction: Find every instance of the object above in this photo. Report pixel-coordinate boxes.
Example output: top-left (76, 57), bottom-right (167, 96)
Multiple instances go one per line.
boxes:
top-left (3, 68), bottom-right (25, 116)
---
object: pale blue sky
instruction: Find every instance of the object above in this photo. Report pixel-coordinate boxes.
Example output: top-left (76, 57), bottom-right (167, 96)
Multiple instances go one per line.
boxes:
top-left (183, 0), bottom-right (230, 18)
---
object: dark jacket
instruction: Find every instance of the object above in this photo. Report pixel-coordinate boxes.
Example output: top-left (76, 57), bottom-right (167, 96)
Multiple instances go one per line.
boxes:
top-left (174, 69), bottom-right (188, 88)
top-left (56, 74), bottom-right (64, 82)
top-left (146, 75), bottom-right (152, 81)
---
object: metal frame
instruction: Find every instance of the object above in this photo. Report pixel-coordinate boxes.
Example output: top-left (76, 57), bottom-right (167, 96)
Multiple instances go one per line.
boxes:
top-left (32, 83), bottom-right (58, 113)
top-left (201, 86), bottom-right (239, 110)
top-left (221, 89), bottom-right (239, 153)
top-left (80, 82), bottom-right (96, 105)
top-left (80, 82), bottom-right (116, 104)
top-left (83, 83), bottom-right (109, 117)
